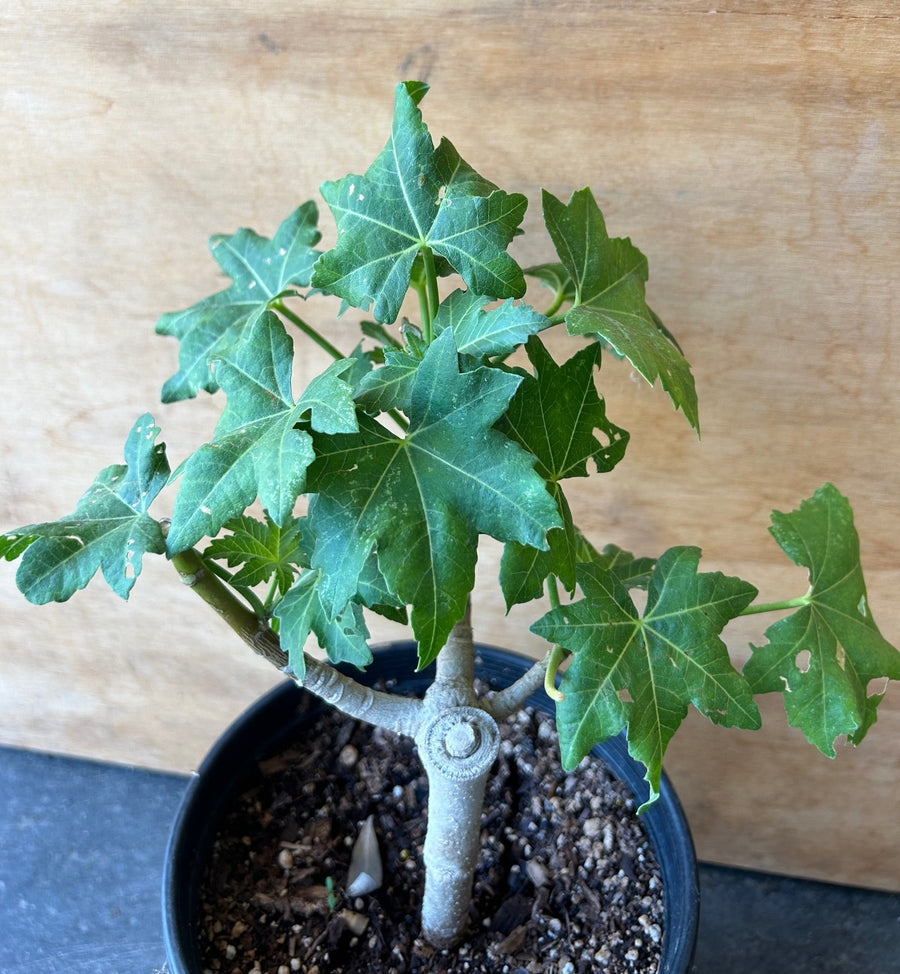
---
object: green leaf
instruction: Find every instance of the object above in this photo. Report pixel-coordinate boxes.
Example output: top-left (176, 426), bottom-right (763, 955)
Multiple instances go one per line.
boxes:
top-left (525, 262), bottom-right (577, 304)
top-left (499, 338), bottom-right (629, 482)
top-left (744, 483), bottom-right (900, 752)
top-left (4, 414), bottom-right (169, 602)
top-left (166, 310), bottom-right (357, 553)
top-left (273, 570), bottom-right (373, 678)
top-left (499, 484), bottom-right (577, 608)
top-left (541, 188), bottom-right (699, 431)
top-left (306, 329), bottom-right (562, 666)
top-left (579, 541), bottom-right (656, 591)
top-left (532, 546), bottom-right (759, 808)
top-left (354, 345), bottom-right (420, 414)
top-left (205, 514), bottom-right (304, 595)
top-left (156, 203), bottom-right (321, 401)
top-left (311, 82), bottom-right (527, 323)
top-left (0, 533), bottom-right (35, 561)
top-left (496, 338), bottom-right (629, 607)
top-left (432, 289), bottom-right (550, 357)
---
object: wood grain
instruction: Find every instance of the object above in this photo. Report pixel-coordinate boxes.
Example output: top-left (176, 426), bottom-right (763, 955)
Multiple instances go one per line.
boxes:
top-left (1, 2), bottom-right (897, 888)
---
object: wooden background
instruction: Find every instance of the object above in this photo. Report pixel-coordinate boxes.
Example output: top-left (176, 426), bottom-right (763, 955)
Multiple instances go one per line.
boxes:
top-left (1, 2), bottom-right (898, 890)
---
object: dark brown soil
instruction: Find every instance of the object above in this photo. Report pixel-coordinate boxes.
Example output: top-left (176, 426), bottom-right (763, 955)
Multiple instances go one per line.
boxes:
top-left (197, 701), bottom-right (664, 974)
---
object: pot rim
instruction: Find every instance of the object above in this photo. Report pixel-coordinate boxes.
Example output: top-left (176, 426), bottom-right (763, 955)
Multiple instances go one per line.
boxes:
top-left (162, 641), bottom-right (699, 973)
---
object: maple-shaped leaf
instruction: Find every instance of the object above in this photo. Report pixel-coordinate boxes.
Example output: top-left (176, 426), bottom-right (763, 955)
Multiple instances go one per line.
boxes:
top-left (541, 188), bottom-right (699, 431)
top-left (156, 203), bottom-right (321, 402)
top-left (432, 289), bottom-right (550, 357)
top-left (577, 540), bottom-right (656, 591)
top-left (311, 82), bottom-right (527, 323)
top-left (306, 329), bottom-right (562, 666)
top-left (165, 310), bottom-right (357, 553)
top-left (532, 547), bottom-right (759, 808)
top-left (497, 338), bottom-right (629, 607)
top-left (499, 484), bottom-right (577, 608)
top-left (273, 570), bottom-right (373, 678)
top-left (205, 513), bottom-right (304, 596)
top-left (744, 483), bottom-right (900, 752)
top-left (3, 414), bottom-right (169, 602)
top-left (500, 338), bottom-right (629, 481)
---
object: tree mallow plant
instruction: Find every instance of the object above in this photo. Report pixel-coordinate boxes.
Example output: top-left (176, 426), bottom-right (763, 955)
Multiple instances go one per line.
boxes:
top-left (3, 81), bottom-right (898, 949)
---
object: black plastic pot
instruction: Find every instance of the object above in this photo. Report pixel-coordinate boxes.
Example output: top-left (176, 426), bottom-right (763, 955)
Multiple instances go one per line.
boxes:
top-left (162, 642), bottom-right (699, 972)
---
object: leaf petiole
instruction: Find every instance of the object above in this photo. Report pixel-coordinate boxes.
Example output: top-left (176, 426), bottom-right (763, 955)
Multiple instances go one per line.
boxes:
top-left (541, 289), bottom-right (567, 320)
top-left (544, 644), bottom-right (568, 702)
top-left (738, 589), bottom-right (813, 617)
top-left (273, 300), bottom-right (346, 362)
top-left (197, 549), bottom-right (269, 619)
top-left (419, 246), bottom-right (440, 344)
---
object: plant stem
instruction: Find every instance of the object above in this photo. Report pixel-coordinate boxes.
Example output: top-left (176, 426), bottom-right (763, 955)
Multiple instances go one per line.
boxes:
top-left (417, 613), bottom-right (500, 947)
top-left (275, 297), bottom-right (410, 433)
top-left (739, 591), bottom-right (813, 616)
top-left (542, 289), bottom-right (566, 319)
top-left (420, 246), bottom-right (440, 344)
top-left (199, 552), bottom-right (268, 618)
top-left (427, 600), bottom-right (477, 709)
top-left (485, 648), bottom-right (553, 720)
top-left (413, 276), bottom-right (431, 338)
top-left (273, 300), bottom-right (346, 361)
top-left (169, 545), bottom-right (286, 668)
top-left (167, 545), bottom-right (420, 736)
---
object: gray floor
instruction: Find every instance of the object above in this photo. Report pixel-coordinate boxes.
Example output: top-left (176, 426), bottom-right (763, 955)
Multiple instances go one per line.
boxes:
top-left (0, 745), bottom-right (897, 974)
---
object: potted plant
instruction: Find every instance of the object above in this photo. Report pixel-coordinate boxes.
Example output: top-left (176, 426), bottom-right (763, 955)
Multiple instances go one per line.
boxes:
top-left (2, 81), bottom-right (897, 972)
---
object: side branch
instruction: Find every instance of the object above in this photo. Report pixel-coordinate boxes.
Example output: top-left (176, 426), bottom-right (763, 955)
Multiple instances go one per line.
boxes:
top-left (168, 546), bottom-right (421, 737)
top-left (483, 650), bottom-right (553, 720)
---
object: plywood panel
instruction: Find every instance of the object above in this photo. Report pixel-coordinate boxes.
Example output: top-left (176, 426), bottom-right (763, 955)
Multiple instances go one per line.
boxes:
top-left (1, 2), bottom-right (897, 888)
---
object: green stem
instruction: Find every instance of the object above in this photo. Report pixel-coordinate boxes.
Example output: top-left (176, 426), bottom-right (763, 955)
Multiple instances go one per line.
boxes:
top-left (542, 290), bottom-right (567, 319)
top-left (739, 590), bottom-right (813, 616)
top-left (420, 246), bottom-right (440, 344)
top-left (274, 300), bottom-right (345, 361)
top-left (275, 298), bottom-right (409, 433)
top-left (543, 576), bottom-right (567, 701)
top-left (543, 644), bottom-right (567, 702)
top-left (414, 276), bottom-right (431, 338)
top-left (547, 573), bottom-right (562, 610)
top-left (199, 553), bottom-right (268, 618)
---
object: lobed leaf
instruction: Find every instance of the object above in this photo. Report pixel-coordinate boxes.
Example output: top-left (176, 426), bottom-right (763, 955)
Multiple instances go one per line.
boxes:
top-left (432, 288), bottom-right (550, 358)
top-left (533, 546), bottom-right (759, 809)
top-left (497, 337), bottom-right (629, 607)
top-left (311, 82), bottom-right (527, 323)
top-left (166, 310), bottom-right (357, 553)
top-left (745, 483), bottom-right (900, 752)
top-left (157, 203), bottom-right (321, 401)
top-left (4, 414), bottom-right (169, 602)
top-left (306, 329), bottom-right (562, 666)
top-left (542, 188), bottom-right (699, 431)
top-left (205, 514), bottom-right (305, 595)
top-left (273, 571), bottom-right (373, 679)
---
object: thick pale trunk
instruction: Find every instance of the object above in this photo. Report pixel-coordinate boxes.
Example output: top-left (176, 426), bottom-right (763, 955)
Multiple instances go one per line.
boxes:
top-left (414, 611), bottom-right (500, 947)
top-left (170, 554), bottom-right (552, 947)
